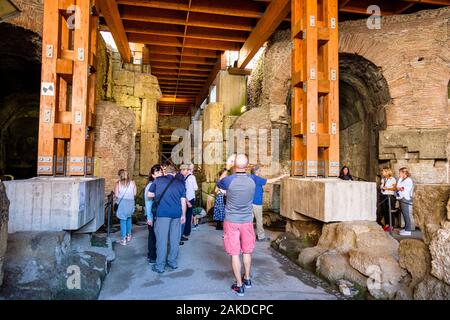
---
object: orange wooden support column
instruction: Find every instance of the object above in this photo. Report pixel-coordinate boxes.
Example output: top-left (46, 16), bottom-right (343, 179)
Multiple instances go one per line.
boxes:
top-left (323, 0), bottom-right (339, 176)
top-left (37, 0), bottom-right (60, 175)
top-left (291, 0), bottom-right (339, 177)
top-left (37, 0), bottom-right (99, 176)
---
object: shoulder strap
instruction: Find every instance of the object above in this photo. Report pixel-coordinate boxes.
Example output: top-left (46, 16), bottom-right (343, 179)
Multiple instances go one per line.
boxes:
top-left (156, 177), bottom-right (176, 205)
top-left (184, 174), bottom-right (192, 181)
top-left (116, 181), bottom-right (130, 206)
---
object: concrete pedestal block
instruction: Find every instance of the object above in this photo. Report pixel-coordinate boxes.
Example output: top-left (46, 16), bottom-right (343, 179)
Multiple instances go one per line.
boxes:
top-left (4, 177), bottom-right (105, 233)
top-left (281, 177), bottom-right (376, 222)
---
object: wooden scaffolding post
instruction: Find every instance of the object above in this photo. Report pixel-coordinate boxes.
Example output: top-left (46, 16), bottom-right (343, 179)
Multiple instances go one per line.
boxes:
top-left (37, 0), bottom-right (99, 176)
top-left (37, 0), bottom-right (60, 175)
top-left (291, 0), bottom-right (339, 177)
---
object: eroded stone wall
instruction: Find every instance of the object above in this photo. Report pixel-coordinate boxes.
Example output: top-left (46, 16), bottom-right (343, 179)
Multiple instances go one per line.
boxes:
top-left (94, 101), bottom-right (136, 194)
top-left (0, 181), bottom-right (10, 287)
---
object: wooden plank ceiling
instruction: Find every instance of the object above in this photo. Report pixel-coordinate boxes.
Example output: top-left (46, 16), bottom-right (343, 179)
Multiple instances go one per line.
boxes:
top-left (100, 0), bottom-right (449, 116)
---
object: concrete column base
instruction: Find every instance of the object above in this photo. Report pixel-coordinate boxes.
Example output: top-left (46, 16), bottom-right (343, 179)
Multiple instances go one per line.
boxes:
top-left (281, 177), bottom-right (376, 222)
top-left (4, 177), bottom-right (105, 233)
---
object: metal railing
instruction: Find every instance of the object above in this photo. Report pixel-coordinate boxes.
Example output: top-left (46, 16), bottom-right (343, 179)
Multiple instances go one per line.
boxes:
top-left (105, 191), bottom-right (115, 237)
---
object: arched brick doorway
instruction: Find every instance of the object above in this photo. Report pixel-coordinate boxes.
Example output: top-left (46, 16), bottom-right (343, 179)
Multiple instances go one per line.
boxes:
top-left (0, 23), bottom-right (41, 179)
top-left (339, 53), bottom-right (390, 182)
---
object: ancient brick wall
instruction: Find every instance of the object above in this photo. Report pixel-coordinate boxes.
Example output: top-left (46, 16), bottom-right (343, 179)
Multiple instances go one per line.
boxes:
top-left (340, 7), bottom-right (450, 184)
top-left (246, 8), bottom-right (450, 184)
top-left (7, 0), bottom-right (43, 36)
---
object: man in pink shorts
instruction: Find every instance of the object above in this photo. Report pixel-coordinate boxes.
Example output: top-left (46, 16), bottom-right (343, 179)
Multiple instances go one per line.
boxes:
top-left (217, 154), bottom-right (256, 297)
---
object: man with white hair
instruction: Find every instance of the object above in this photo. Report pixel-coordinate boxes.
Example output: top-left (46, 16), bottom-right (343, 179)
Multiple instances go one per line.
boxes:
top-left (217, 154), bottom-right (256, 297)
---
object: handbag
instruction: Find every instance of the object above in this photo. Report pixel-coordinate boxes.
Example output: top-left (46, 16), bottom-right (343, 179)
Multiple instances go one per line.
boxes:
top-left (114, 182), bottom-right (130, 212)
top-left (151, 177), bottom-right (176, 217)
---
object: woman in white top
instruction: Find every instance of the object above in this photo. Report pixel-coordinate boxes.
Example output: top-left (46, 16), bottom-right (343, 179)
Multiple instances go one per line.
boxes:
top-left (396, 167), bottom-right (414, 236)
top-left (380, 167), bottom-right (397, 232)
top-left (114, 169), bottom-right (137, 245)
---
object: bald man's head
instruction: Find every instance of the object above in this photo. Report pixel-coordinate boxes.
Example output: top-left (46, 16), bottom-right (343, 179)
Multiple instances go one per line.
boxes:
top-left (234, 154), bottom-right (248, 171)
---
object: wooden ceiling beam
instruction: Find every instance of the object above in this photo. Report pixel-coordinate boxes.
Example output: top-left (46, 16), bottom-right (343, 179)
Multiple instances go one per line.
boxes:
top-left (237, 0), bottom-right (290, 69)
top-left (152, 69), bottom-right (210, 77)
top-left (157, 76), bottom-right (207, 82)
top-left (127, 33), bottom-right (241, 51)
top-left (149, 54), bottom-right (217, 65)
top-left (147, 45), bottom-right (219, 58)
top-left (121, 7), bottom-right (255, 31)
top-left (151, 62), bottom-right (213, 72)
top-left (124, 22), bottom-right (248, 42)
top-left (159, 82), bottom-right (205, 87)
top-left (98, 0), bottom-right (132, 62)
top-left (117, 0), bottom-right (265, 18)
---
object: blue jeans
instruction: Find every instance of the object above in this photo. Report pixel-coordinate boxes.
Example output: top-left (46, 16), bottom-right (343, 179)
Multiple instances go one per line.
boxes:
top-left (120, 217), bottom-right (132, 239)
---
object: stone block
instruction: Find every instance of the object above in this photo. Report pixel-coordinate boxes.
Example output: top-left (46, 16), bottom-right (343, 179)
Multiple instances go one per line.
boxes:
top-left (379, 129), bottom-right (448, 160)
top-left (222, 115), bottom-right (239, 139)
top-left (113, 69), bottom-right (135, 87)
top-left (269, 104), bottom-right (289, 124)
top-left (141, 98), bottom-right (158, 133)
top-left (429, 221), bottom-right (450, 286)
top-left (4, 177), bottom-right (105, 233)
top-left (134, 73), bottom-right (161, 99)
top-left (2, 231), bottom-right (108, 299)
top-left (123, 63), bottom-right (143, 73)
top-left (201, 182), bottom-right (217, 195)
top-left (94, 101), bottom-right (136, 194)
top-left (113, 93), bottom-right (141, 109)
top-left (413, 184), bottom-right (450, 244)
top-left (0, 181), bottom-right (10, 287)
top-left (399, 239), bottom-right (431, 287)
top-left (203, 103), bottom-right (224, 136)
top-left (139, 132), bottom-right (160, 176)
top-left (285, 220), bottom-right (322, 246)
top-left (280, 177), bottom-right (377, 222)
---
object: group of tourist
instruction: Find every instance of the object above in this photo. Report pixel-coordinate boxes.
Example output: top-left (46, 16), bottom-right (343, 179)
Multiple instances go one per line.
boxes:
top-left (114, 155), bottom-right (415, 296)
top-left (114, 161), bottom-right (202, 274)
top-left (338, 165), bottom-right (415, 236)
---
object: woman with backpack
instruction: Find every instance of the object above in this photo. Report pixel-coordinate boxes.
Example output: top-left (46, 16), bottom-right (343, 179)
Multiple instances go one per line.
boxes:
top-left (144, 164), bottom-right (163, 263)
top-left (396, 167), bottom-right (414, 236)
top-left (114, 169), bottom-right (137, 246)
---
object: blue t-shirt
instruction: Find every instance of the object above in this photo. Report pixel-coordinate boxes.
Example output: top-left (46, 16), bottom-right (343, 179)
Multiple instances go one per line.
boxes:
top-left (251, 174), bottom-right (267, 205)
top-left (217, 173), bottom-right (255, 223)
top-left (144, 182), bottom-right (154, 221)
top-left (148, 175), bottom-right (186, 218)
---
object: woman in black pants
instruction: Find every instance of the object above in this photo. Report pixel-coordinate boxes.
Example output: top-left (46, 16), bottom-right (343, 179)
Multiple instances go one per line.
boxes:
top-left (380, 167), bottom-right (397, 232)
top-left (144, 165), bottom-right (162, 264)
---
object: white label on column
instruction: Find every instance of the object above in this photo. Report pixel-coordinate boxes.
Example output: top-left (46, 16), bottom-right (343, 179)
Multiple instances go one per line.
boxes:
top-left (310, 122), bottom-right (316, 134)
top-left (44, 109), bottom-right (51, 123)
top-left (331, 18), bottom-right (337, 29)
top-left (75, 111), bottom-right (82, 124)
top-left (331, 122), bottom-right (337, 135)
top-left (46, 45), bottom-right (53, 58)
top-left (331, 69), bottom-right (337, 81)
top-left (41, 82), bottom-right (55, 96)
top-left (310, 15), bottom-right (316, 27)
top-left (310, 68), bottom-right (316, 80)
top-left (77, 48), bottom-right (85, 61)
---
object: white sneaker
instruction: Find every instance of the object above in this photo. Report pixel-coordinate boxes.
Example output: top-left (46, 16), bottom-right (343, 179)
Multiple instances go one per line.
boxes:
top-left (399, 230), bottom-right (411, 236)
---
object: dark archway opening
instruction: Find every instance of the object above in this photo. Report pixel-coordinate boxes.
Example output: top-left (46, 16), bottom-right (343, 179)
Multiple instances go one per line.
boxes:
top-left (0, 23), bottom-right (41, 179)
top-left (339, 53), bottom-right (390, 182)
